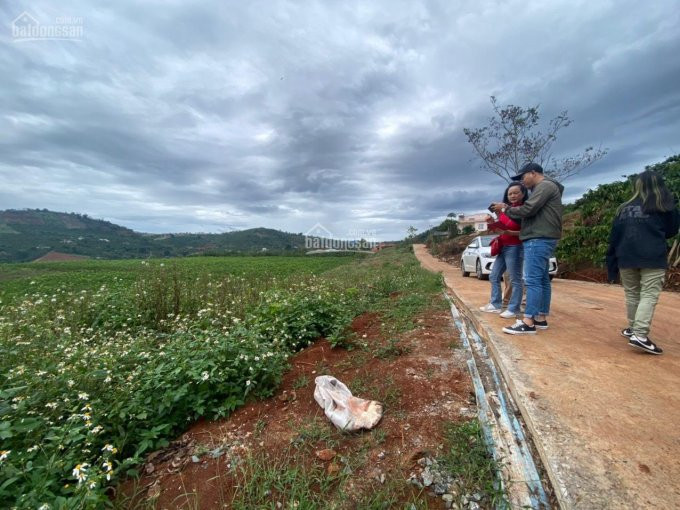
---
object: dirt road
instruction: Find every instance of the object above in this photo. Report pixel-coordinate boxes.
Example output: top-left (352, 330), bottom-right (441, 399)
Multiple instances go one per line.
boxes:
top-left (414, 244), bottom-right (680, 509)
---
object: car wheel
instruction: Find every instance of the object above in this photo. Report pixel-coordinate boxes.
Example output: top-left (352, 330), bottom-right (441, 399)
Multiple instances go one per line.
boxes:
top-left (461, 260), bottom-right (470, 277)
top-left (476, 259), bottom-right (488, 280)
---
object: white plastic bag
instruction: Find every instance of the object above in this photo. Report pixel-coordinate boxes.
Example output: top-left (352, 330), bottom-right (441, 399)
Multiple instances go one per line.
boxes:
top-left (313, 375), bottom-right (383, 431)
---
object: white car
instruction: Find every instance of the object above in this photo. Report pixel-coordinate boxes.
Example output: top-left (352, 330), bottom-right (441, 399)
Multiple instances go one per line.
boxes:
top-left (460, 235), bottom-right (558, 280)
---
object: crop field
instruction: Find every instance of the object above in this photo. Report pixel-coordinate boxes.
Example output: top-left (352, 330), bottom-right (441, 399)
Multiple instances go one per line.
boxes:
top-left (0, 256), bottom-right (355, 304)
top-left (0, 249), bottom-right (457, 508)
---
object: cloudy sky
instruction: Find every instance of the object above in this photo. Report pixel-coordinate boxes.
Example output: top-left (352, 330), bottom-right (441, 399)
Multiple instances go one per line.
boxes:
top-left (1, 1), bottom-right (679, 240)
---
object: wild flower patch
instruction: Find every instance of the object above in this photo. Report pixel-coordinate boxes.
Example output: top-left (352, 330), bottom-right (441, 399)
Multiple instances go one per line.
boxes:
top-left (0, 258), bottom-right (354, 508)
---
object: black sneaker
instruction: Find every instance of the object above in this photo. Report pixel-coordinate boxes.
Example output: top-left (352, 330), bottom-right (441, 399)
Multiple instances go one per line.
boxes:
top-left (503, 320), bottom-right (536, 335)
top-left (534, 320), bottom-right (548, 330)
top-left (621, 328), bottom-right (633, 338)
top-left (628, 335), bottom-right (663, 355)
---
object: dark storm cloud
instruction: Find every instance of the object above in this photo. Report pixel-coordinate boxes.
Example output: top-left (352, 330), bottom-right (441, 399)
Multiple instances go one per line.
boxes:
top-left (1, 0), bottom-right (679, 238)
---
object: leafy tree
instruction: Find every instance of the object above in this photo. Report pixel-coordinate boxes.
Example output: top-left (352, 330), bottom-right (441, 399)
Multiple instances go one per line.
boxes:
top-left (462, 225), bottom-right (475, 235)
top-left (463, 96), bottom-right (607, 182)
top-left (438, 218), bottom-right (459, 236)
top-left (406, 225), bottom-right (418, 240)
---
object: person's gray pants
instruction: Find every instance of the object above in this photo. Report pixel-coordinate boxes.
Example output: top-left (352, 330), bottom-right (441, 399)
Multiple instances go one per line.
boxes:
top-left (619, 268), bottom-right (666, 338)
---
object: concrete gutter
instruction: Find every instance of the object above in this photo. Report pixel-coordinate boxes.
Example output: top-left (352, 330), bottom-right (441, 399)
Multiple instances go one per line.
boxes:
top-left (445, 291), bottom-right (551, 509)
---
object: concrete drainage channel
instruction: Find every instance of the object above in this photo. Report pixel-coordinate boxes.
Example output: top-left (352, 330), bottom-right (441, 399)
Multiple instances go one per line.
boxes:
top-left (444, 291), bottom-right (552, 509)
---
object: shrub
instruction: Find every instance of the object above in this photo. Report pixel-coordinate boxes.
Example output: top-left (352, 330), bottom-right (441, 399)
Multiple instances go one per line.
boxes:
top-left (557, 155), bottom-right (680, 270)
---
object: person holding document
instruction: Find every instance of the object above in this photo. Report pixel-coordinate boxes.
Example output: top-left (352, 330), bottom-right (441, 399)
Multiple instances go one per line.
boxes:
top-left (479, 182), bottom-right (528, 318)
top-left (491, 163), bottom-right (564, 335)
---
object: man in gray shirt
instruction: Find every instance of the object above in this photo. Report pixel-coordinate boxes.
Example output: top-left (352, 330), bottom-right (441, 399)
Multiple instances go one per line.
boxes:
top-left (492, 163), bottom-right (564, 334)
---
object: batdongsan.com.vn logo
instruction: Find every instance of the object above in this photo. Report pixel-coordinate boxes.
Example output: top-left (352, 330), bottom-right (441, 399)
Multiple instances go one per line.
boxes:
top-left (304, 223), bottom-right (378, 251)
top-left (12, 11), bottom-right (84, 42)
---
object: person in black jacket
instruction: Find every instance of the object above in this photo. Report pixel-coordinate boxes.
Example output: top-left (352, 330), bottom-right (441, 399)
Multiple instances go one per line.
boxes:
top-left (607, 170), bottom-right (680, 354)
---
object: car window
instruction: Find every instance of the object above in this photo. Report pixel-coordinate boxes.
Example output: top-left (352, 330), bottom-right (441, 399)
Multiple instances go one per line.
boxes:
top-left (480, 237), bottom-right (494, 247)
top-left (467, 240), bottom-right (477, 248)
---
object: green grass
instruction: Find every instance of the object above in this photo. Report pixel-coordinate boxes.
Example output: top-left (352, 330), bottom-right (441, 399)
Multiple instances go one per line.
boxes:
top-left (323, 246), bottom-right (443, 342)
top-left (292, 374), bottom-right (310, 390)
top-left (231, 448), bottom-right (348, 510)
top-left (371, 337), bottom-right (411, 360)
top-left (348, 374), bottom-right (371, 396)
top-left (439, 420), bottom-right (509, 508)
top-left (254, 418), bottom-right (268, 437)
top-left (289, 417), bottom-right (341, 450)
top-left (348, 374), bottom-right (401, 413)
top-left (369, 427), bottom-right (387, 446)
top-left (351, 479), bottom-right (429, 509)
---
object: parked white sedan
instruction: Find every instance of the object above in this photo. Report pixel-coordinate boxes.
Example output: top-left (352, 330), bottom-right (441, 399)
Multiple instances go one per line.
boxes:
top-left (460, 235), bottom-right (558, 280)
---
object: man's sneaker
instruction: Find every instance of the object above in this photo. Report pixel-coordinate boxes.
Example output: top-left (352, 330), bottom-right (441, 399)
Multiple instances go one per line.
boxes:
top-left (628, 335), bottom-right (663, 355)
top-left (500, 310), bottom-right (517, 319)
top-left (479, 304), bottom-right (501, 314)
top-left (533, 319), bottom-right (549, 330)
top-left (503, 320), bottom-right (537, 335)
top-left (621, 328), bottom-right (633, 338)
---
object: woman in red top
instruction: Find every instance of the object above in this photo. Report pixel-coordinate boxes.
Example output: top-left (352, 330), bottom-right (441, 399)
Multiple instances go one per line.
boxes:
top-left (480, 183), bottom-right (528, 318)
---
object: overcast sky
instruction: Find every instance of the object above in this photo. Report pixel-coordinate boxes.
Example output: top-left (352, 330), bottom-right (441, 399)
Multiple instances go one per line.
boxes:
top-left (1, 1), bottom-right (679, 240)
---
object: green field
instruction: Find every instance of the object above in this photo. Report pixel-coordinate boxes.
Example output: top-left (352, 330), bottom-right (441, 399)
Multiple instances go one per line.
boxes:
top-left (0, 256), bottom-right (355, 304)
top-left (0, 249), bottom-right (443, 508)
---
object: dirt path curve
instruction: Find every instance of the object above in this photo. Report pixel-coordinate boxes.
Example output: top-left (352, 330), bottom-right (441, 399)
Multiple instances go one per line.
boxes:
top-left (413, 244), bottom-right (680, 510)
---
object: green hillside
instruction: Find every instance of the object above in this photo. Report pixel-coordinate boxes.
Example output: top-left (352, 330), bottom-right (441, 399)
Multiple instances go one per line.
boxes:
top-left (556, 154), bottom-right (680, 270)
top-left (0, 210), bottom-right (309, 262)
top-left (412, 218), bottom-right (460, 243)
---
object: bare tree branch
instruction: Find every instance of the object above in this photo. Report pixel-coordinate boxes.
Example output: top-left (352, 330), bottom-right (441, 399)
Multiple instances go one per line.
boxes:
top-left (463, 97), bottom-right (607, 183)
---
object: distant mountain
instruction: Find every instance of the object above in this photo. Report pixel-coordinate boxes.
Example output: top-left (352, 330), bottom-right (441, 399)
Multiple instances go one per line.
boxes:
top-left (0, 209), bottom-right (309, 262)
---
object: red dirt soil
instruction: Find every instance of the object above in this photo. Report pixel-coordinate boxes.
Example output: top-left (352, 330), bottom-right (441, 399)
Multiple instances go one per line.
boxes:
top-left (118, 309), bottom-right (474, 509)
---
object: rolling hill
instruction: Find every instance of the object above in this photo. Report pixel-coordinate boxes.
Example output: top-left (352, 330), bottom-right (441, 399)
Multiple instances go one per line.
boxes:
top-left (0, 209), bottom-right (309, 262)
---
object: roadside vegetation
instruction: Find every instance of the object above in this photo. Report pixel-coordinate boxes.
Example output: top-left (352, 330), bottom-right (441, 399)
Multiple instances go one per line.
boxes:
top-left (556, 155), bottom-right (680, 274)
top-left (1, 256), bottom-right (355, 507)
top-left (1, 248), bottom-right (505, 509)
